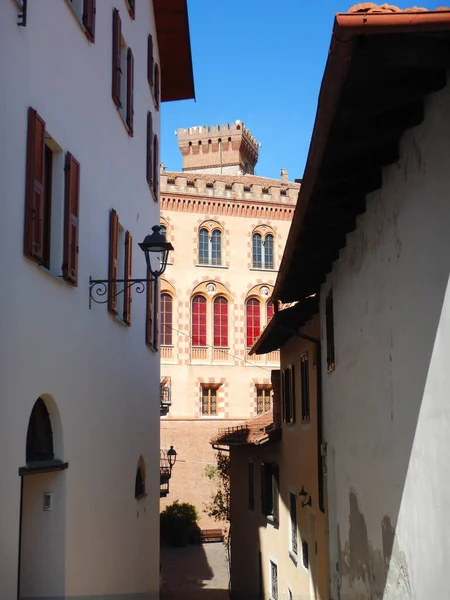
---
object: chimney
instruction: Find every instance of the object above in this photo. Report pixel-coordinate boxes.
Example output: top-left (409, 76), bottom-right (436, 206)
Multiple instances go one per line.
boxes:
top-left (281, 168), bottom-right (288, 184)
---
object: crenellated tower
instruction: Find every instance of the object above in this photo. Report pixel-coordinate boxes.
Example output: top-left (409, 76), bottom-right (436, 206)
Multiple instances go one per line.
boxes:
top-left (177, 120), bottom-right (259, 175)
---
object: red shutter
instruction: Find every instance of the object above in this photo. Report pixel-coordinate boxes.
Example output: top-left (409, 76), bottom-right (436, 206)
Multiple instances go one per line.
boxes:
top-left (83, 0), bottom-right (96, 42)
top-left (63, 152), bottom-right (80, 285)
top-left (128, 0), bottom-right (135, 20)
top-left (145, 270), bottom-right (153, 346)
top-left (153, 134), bottom-right (159, 200)
top-left (24, 107), bottom-right (46, 264)
top-left (112, 9), bottom-right (122, 108)
top-left (108, 209), bottom-right (119, 314)
top-left (147, 35), bottom-right (154, 87)
top-left (154, 63), bottom-right (160, 109)
top-left (123, 231), bottom-right (132, 325)
top-left (153, 281), bottom-right (159, 350)
top-left (126, 48), bottom-right (134, 134)
top-left (146, 112), bottom-right (153, 187)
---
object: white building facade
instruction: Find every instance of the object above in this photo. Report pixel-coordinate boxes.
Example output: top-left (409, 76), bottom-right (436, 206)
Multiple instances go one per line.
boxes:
top-left (0, 1), bottom-right (194, 598)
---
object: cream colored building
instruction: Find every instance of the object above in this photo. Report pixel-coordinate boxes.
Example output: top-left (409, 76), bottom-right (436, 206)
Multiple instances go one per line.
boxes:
top-left (159, 123), bottom-right (298, 525)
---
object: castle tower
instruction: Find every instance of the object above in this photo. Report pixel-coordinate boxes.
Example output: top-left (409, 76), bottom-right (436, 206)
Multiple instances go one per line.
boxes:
top-left (177, 120), bottom-right (259, 175)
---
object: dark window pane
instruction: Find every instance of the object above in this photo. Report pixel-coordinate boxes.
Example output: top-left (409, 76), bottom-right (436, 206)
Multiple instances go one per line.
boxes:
top-left (199, 228), bottom-right (209, 264)
top-left (252, 233), bottom-right (262, 268)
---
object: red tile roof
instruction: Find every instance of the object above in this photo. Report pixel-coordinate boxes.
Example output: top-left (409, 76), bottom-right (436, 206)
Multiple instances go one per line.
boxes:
top-left (211, 410), bottom-right (280, 447)
top-left (163, 171), bottom-right (301, 189)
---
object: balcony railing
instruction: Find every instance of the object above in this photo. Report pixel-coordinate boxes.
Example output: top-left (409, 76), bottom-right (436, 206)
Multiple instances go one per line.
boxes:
top-left (160, 449), bottom-right (173, 498)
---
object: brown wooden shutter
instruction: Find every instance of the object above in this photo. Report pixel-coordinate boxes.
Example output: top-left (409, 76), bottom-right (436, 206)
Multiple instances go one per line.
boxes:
top-left (153, 280), bottom-right (159, 351)
top-left (154, 63), bottom-right (160, 109)
top-left (146, 112), bottom-right (153, 187)
top-left (153, 134), bottom-right (159, 199)
top-left (147, 35), bottom-right (154, 88)
top-left (24, 107), bottom-right (46, 264)
top-left (63, 152), bottom-right (80, 286)
top-left (128, 0), bottom-right (135, 20)
top-left (108, 209), bottom-right (119, 314)
top-left (145, 270), bottom-right (153, 346)
top-left (83, 0), bottom-right (96, 42)
top-left (123, 231), bottom-right (132, 325)
top-left (126, 48), bottom-right (134, 134)
top-left (290, 364), bottom-right (296, 423)
top-left (112, 9), bottom-right (122, 108)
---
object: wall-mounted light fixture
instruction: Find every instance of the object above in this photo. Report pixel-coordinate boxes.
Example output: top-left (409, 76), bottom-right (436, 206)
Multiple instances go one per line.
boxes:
top-left (89, 225), bottom-right (173, 308)
top-left (298, 486), bottom-right (312, 509)
top-left (167, 446), bottom-right (177, 472)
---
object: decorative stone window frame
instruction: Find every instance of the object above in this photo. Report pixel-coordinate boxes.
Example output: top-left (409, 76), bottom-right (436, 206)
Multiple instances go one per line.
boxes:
top-left (190, 280), bottom-right (232, 352)
top-left (197, 219), bottom-right (226, 268)
top-left (251, 224), bottom-right (276, 271)
top-left (245, 284), bottom-right (275, 348)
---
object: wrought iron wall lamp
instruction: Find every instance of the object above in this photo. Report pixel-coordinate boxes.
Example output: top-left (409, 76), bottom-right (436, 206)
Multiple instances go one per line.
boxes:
top-left (298, 486), bottom-right (312, 509)
top-left (89, 225), bottom-right (173, 308)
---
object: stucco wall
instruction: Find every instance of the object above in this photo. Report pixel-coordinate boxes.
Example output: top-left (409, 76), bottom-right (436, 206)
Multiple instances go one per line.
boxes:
top-left (321, 80), bottom-right (450, 599)
top-left (0, 1), bottom-right (161, 598)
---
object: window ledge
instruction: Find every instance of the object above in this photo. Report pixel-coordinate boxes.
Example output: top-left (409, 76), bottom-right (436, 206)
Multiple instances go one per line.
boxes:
top-left (266, 515), bottom-right (279, 528)
top-left (146, 344), bottom-right (158, 353)
top-left (37, 265), bottom-right (67, 286)
top-left (200, 415), bottom-right (221, 419)
top-left (250, 267), bottom-right (277, 273)
top-left (150, 186), bottom-right (158, 203)
top-left (116, 106), bottom-right (133, 137)
top-left (64, 0), bottom-right (92, 43)
top-left (113, 316), bottom-right (130, 328)
top-left (289, 551), bottom-right (298, 567)
top-left (195, 263), bottom-right (228, 269)
top-left (135, 492), bottom-right (148, 501)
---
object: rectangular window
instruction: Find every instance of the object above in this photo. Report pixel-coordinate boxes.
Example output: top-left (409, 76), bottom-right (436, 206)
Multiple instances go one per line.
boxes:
top-left (302, 541), bottom-right (309, 569)
top-left (301, 353), bottom-right (310, 422)
top-left (326, 289), bottom-right (335, 371)
top-left (108, 209), bottom-right (132, 324)
top-left (67, 0), bottom-right (96, 41)
top-left (270, 560), bottom-right (278, 600)
top-left (111, 9), bottom-right (134, 135)
top-left (248, 462), bottom-right (254, 511)
top-left (24, 108), bottom-right (80, 284)
top-left (256, 385), bottom-right (272, 415)
top-left (261, 462), bottom-right (278, 522)
top-left (201, 385), bottom-right (218, 416)
top-left (290, 492), bottom-right (298, 557)
top-left (281, 365), bottom-right (296, 424)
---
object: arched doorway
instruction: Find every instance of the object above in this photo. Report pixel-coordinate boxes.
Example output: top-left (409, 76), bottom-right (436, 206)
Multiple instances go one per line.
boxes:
top-left (18, 397), bottom-right (67, 599)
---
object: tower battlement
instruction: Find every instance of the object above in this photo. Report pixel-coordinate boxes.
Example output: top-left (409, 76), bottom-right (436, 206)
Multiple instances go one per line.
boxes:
top-left (177, 120), bottom-right (259, 175)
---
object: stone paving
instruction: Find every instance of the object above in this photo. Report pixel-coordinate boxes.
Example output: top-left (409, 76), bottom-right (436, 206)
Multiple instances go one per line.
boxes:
top-left (160, 542), bottom-right (230, 599)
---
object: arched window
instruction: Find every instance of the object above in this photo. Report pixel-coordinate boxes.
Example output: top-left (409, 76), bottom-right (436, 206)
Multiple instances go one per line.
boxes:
top-left (135, 464), bottom-right (145, 499)
top-left (192, 295), bottom-right (207, 346)
top-left (267, 300), bottom-right (274, 323)
top-left (160, 224), bottom-right (167, 238)
top-left (198, 228), bottom-right (222, 266)
top-left (26, 398), bottom-right (54, 463)
top-left (246, 298), bottom-right (261, 348)
top-left (213, 296), bottom-right (228, 347)
top-left (264, 234), bottom-right (274, 269)
top-left (161, 293), bottom-right (173, 346)
top-left (252, 233), bottom-right (262, 268)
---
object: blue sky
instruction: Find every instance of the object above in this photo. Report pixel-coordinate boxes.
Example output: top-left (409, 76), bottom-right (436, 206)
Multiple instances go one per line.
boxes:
top-left (161, 0), bottom-right (441, 180)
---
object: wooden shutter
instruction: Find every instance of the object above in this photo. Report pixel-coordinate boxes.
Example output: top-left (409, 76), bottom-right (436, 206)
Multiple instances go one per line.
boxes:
top-left (147, 34), bottom-right (154, 87)
top-left (127, 0), bottom-right (135, 20)
top-left (112, 9), bottom-right (122, 108)
top-left (123, 231), bottom-right (132, 325)
top-left (146, 112), bottom-right (153, 187)
top-left (153, 280), bottom-right (159, 350)
top-left (108, 209), bottom-right (119, 314)
top-left (153, 134), bottom-right (159, 199)
top-left (24, 107), bottom-right (46, 264)
top-left (154, 63), bottom-right (160, 109)
top-left (145, 270), bottom-right (153, 346)
top-left (290, 364), bottom-right (296, 423)
top-left (126, 48), bottom-right (134, 133)
top-left (83, 0), bottom-right (96, 42)
top-left (63, 152), bottom-right (80, 285)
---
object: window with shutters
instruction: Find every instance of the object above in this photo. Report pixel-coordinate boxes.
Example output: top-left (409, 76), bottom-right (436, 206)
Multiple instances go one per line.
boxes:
top-left (256, 385), bottom-right (272, 415)
top-left (281, 364), bottom-right (296, 424)
top-left (66, 0), bottom-right (96, 41)
top-left (124, 0), bottom-right (135, 20)
top-left (300, 353), bottom-right (310, 422)
top-left (147, 33), bottom-right (160, 110)
top-left (200, 383), bottom-right (221, 416)
top-left (270, 560), bottom-right (278, 600)
top-left (326, 289), bottom-right (335, 372)
top-left (112, 9), bottom-right (134, 136)
top-left (289, 492), bottom-right (298, 558)
top-left (24, 108), bottom-right (80, 285)
top-left (108, 209), bottom-right (133, 325)
top-left (261, 462), bottom-right (279, 524)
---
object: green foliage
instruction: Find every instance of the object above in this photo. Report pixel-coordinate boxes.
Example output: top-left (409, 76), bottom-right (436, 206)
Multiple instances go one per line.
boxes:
top-left (160, 500), bottom-right (199, 546)
top-left (204, 451), bottom-right (230, 522)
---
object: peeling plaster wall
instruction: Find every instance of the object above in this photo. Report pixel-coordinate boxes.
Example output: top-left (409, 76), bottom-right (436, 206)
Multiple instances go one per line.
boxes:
top-left (321, 80), bottom-right (450, 599)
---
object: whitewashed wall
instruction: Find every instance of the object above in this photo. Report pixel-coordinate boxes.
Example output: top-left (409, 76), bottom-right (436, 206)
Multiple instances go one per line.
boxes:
top-left (0, 1), bottom-right (161, 598)
top-left (321, 79), bottom-right (450, 599)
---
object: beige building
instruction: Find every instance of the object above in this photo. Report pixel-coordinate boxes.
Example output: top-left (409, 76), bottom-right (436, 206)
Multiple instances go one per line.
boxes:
top-left (159, 122), bottom-right (299, 526)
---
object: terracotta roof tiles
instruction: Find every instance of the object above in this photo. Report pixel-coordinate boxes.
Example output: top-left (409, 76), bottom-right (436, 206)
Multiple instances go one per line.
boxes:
top-left (348, 3), bottom-right (449, 12)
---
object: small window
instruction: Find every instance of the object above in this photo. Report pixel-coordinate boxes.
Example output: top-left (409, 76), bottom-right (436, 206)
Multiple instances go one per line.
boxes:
top-left (246, 298), bottom-right (261, 348)
top-left (326, 289), bottom-right (335, 371)
top-left (248, 461), bottom-right (254, 511)
top-left (26, 398), bottom-right (54, 463)
top-left (282, 365), bottom-right (296, 424)
top-left (198, 228), bottom-right (222, 266)
top-left (270, 561), bottom-right (278, 600)
top-left (256, 385), bottom-right (272, 415)
top-left (135, 464), bottom-right (145, 499)
top-left (289, 492), bottom-right (298, 557)
top-left (201, 384), bottom-right (219, 416)
top-left (161, 293), bottom-right (173, 346)
top-left (301, 353), bottom-right (310, 422)
top-left (302, 541), bottom-right (309, 569)
top-left (261, 462), bottom-right (278, 522)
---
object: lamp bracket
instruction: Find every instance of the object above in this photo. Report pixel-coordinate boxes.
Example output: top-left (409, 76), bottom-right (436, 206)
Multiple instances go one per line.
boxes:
top-left (89, 277), bottom-right (155, 309)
